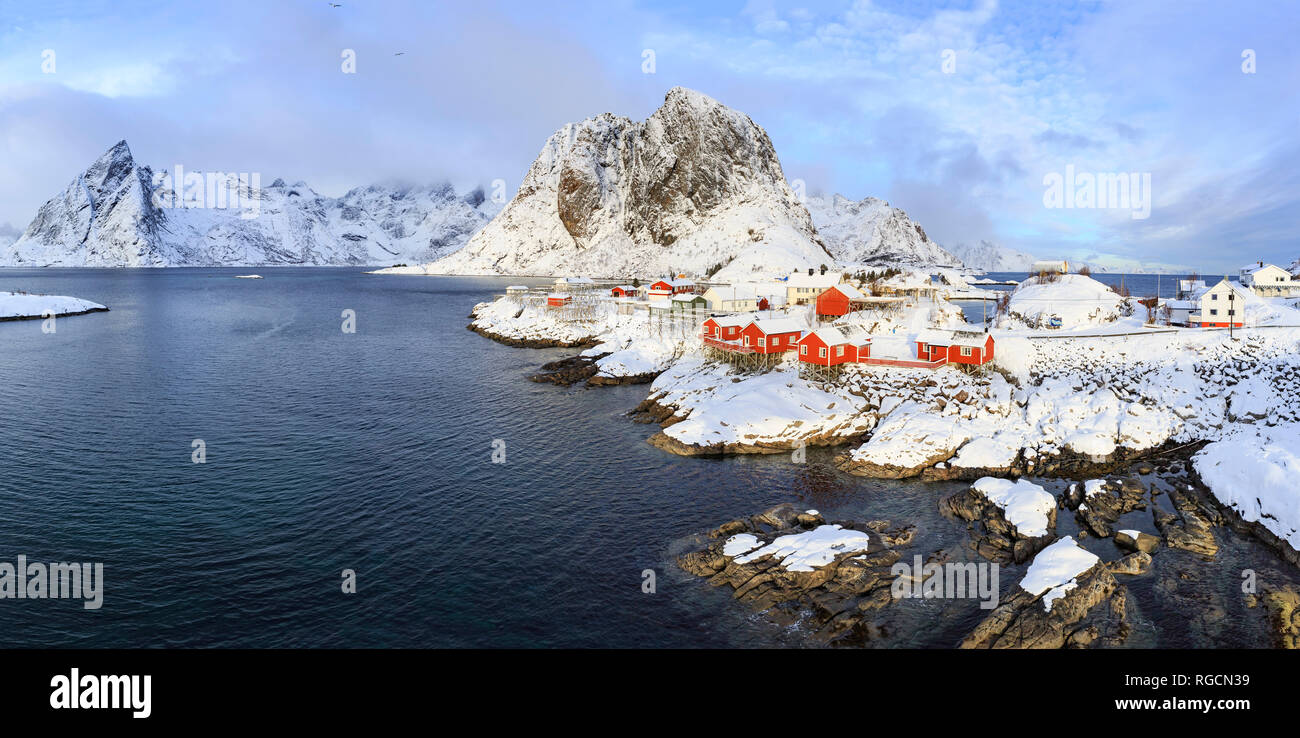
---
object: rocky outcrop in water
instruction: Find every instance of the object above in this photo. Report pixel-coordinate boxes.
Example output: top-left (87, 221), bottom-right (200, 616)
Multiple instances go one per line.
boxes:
top-left (959, 561), bottom-right (1128, 649)
top-left (677, 504), bottom-right (916, 646)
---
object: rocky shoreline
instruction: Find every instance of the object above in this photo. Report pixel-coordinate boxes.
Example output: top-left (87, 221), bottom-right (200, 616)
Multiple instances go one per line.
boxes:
top-left (0, 306), bottom-right (109, 322)
top-left (679, 461), bottom-right (1300, 648)
top-left (467, 321), bottom-right (598, 350)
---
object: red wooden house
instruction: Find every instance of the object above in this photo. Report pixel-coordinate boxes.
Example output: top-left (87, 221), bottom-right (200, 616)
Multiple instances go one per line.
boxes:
top-left (797, 327), bottom-right (872, 366)
top-left (611, 285), bottom-right (639, 298)
top-left (739, 318), bottom-right (803, 354)
top-left (670, 278), bottom-right (697, 295)
top-left (914, 329), bottom-right (994, 365)
top-left (648, 280), bottom-right (674, 300)
top-left (701, 314), bottom-right (750, 342)
top-left (815, 284), bottom-right (867, 319)
top-left (547, 293), bottom-right (572, 307)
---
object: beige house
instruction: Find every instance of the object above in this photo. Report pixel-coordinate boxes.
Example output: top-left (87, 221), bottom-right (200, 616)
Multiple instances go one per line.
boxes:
top-left (784, 272), bottom-right (841, 305)
top-left (1239, 262), bottom-right (1300, 297)
top-left (702, 284), bottom-right (760, 312)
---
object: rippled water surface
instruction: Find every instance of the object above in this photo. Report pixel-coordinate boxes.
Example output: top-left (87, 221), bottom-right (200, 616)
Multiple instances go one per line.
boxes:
top-left (0, 268), bottom-right (1288, 647)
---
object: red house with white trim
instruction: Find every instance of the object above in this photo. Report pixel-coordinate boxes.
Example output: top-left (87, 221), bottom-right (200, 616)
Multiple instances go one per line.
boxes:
top-left (701, 314), bottom-right (750, 342)
top-left (914, 329), bottom-right (995, 365)
top-left (798, 327), bottom-right (872, 366)
top-left (815, 284), bottom-right (867, 319)
top-left (648, 280), bottom-right (673, 301)
top-left (611, 285), bottom-right (639, 298)
top-left (547, 293), bottom-right (572, 307)
top-left (739, 318), bottom-right (803, 354)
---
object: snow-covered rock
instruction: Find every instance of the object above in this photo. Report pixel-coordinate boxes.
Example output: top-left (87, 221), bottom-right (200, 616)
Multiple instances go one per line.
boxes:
top-left (1007, 273), bottom-right (1126, 329)
top-left (1019, 536), bottom-right (1101, 611)
top-left (804, 194), bottom-right (960, 269)
top-left (1194, 424), bottom-right (1300, 555)
top-left (397, 88), bottom-right (835, 281)
top-left (3, 141), bottom-right (499, 267)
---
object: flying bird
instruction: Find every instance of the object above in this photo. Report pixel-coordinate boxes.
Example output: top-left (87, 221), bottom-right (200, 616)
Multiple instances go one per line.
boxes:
top-left (394, 52), bottom-right (405, 56)
top-left (328, 3), bottom-right (341, 7)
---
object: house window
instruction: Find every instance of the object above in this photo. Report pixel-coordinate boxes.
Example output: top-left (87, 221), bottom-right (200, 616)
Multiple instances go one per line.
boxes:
top-left (1210, 309), bottom-right (1218, 316)
top-left (819, 347), bottom-right (827, 358)
top-left (744, 336), bottom-right (751, 346)
top-left (961, 346), bottom-right (972, 357)
top-left (836, 345), bottom-right (844, 357)
top-left (800, 345), bottom-right (808, 355)
top-left (758, 337), bottom-right (766, 347)
top-left (1212, 293), bottom-right (1218, 300)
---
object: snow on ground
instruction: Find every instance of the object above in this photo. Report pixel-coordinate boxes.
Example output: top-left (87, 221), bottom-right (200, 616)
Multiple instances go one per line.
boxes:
top-left (733, 524), bottom-right (871, 571)
top-left (1019, 536), bottom-right (1100, 611)
top-left (654, 321), bottom-right (1300, 485)
top-left (970, 477), bottom-right (1056, 537)
top-left (1005, 273), bottom-right (1127, 330)
top-left (0, 291), bottom-right (106, 319)
top-left (650, 357), bottom-right (875, 447)
top-left (1193, 423), bottom-right (1300, 552)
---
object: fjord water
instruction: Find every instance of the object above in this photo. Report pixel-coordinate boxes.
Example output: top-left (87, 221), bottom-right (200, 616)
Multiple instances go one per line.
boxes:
top-left (0, 269), bottom-right (1284, 648)
top-left (0, 268), bottom-right (953, 647)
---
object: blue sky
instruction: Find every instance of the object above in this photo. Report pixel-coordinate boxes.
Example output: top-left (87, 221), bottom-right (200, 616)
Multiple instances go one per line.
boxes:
top-left (0, 0), bottom-right (1295, 271)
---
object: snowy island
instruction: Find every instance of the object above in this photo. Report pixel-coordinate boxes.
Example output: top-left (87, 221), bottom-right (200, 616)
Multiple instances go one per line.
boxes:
top-left (0, 291), bottom-right (108, 321)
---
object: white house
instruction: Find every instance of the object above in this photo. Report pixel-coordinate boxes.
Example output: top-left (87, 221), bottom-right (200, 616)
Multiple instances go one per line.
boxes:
top-left (1168, 277), bottom-right (1252, 328)
top-left (553, 276), bottom-right (595, 292)
top-left (1239, 262), bottom-right (1300, 297)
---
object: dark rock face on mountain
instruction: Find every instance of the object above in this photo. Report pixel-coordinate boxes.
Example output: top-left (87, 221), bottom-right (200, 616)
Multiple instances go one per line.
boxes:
top-left (426, 87), bottom-right (832, 280)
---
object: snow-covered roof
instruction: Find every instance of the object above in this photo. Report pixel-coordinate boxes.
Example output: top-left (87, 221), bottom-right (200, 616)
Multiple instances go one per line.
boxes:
top-left (669, 278), bottom-right (695, 287)
top-left (671, 293), bottom-right (704, 302)
top-left (786, 272), bottom-right (840, 289)
top-left (749, 317), bottom-right (804, 335)
top-left (546, 292), bottom-right (570, 299)
top-left (801, 327), bottom-right (846, 345)
top-left (506, 285), bottom-right (528, 290)
top-left (915, 329), bottom-right (990, 348)
top-left (708, 314), bottom-right (754, 327)
top-left (826, 283), bottom-right (866, 299)
top-left (705, 284), bottom-right (760, 300)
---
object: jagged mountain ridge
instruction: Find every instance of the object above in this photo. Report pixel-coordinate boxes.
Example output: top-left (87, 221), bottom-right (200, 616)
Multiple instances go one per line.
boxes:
top-left (946, 239), bottom-right (1039, 272)
top-left (803, 194), bottom-right (961, 268)
top-left (3, 141), bottom-right (500, 267)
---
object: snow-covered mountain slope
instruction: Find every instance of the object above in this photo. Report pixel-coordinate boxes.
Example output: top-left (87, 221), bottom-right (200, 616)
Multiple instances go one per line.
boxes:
top-left (404, 87), bottom-right (833, 281)
top-left (803, 194), bottom-right (960, 269)
top-left (3, 141), bottom-right (498, 267)
top-left (0, 223), bottom-right (19, 253)
top-left (946, 240), bottom-right (1038, 272)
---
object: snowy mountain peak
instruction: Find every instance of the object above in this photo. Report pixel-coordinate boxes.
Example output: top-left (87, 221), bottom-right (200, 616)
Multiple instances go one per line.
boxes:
top-left (418, 87), bottom-right (829, 280)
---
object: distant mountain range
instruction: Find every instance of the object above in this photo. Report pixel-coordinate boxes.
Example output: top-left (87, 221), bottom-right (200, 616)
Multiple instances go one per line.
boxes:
top-left (2, 89), bottom-right (1051, 275)
top-left (3, 141), bottom-right (500, 267)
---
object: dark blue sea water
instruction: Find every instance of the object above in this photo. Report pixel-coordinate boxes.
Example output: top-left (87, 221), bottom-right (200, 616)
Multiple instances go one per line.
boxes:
top-left (0, 269), bottom-right (1288, 648)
